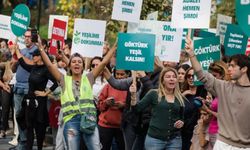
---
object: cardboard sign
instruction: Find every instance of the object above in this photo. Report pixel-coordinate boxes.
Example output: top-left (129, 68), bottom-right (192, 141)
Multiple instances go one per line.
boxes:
top-left (10, 4), bottom-right (30, 36)
top-left (49, 19), bottom-right (67, 55)
top-left (246, 38), bottom-right (250, 56)
top-left (171, 0), bottom-right (212, 28)
top-left (111, 0), bottom-right (143, 23)
top-left (197, 30), bottom-right (216, 37)
top-left (71, 19), bottom-right (106, 57)
top-left (48, 15), bottom-right (68, 39)
top-left (194, 36), bottom-right (221, 85)
top-left (0, 15), bottom-right (25, 49)
top-left (236, 0), bottom-right (250, 37)
top-left (0, 15), bottom-right (16, 40)
top-left (127, 20), bottom-right (161, 56)
top-left (224, 24), bottom-right (248, 56)
top-left (216, 14), bottom-right (232, 44)
top-left (158, 21), bottom-right (183, 62)
top-left (116, 33), bottom-right (155, 71)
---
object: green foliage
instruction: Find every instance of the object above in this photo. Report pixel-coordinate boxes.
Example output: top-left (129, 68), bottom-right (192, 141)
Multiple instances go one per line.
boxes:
top-left (57, 0), bottom-right (235, 42)
top-left (210, 0), bottom-right (235, 28)
top-left (39, 24), bottom-right (48, 39)
top-left (141, 0), bottom-right (173, 21)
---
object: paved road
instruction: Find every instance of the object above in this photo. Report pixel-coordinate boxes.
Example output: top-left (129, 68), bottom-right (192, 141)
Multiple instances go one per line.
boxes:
top-left (0, 121), bottom-right (54, 150)
top-left (0, 135), bottom-right (54, 150)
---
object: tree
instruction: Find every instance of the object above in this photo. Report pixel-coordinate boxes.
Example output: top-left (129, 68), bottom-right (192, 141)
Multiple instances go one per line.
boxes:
top-left (57, 0), bottom-right (235, 41)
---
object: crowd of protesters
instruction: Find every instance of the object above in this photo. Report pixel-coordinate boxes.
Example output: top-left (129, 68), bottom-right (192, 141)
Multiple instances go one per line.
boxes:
top-left (0, 26), bottom-right (250, 150)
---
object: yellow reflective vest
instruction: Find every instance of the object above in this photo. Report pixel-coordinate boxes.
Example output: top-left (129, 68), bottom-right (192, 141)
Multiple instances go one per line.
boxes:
top-left (61, 75), bottom-right (96, 123)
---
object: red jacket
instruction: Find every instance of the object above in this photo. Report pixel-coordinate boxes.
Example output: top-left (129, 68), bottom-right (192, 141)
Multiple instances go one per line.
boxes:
top-left (97, 84), bottom-right (127, 128)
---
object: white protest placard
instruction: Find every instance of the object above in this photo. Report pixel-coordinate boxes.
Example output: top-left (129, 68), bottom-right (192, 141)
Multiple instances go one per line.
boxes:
top-left (48, 15), bottom-right (68, 39)
top-left (71, 19), bottom-right (106, 58)
top-left (127, 20), bottom-right (158, 34)
top-left (15, 36), bottom-right (26, 49)
top-left (147, 11), bottom-right (158, 20)
top-left (0, 15), bottom-right (25, 49)
top-left (127, 20), bottom-right (161, 56)
top-left (171, 0), bottom-right (212, 28)
top-left (216, 14), bottom-right (232, 44)
top-left (111, 0), bottom-right (143, 23)
top-left (158, 21), bottom-right (183, 62)
top-left (0, 15), bottom-right (16, 40)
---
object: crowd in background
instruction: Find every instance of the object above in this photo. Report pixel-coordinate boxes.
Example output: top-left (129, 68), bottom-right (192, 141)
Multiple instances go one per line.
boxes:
top-left (0, 27), bottom-right (249, 150)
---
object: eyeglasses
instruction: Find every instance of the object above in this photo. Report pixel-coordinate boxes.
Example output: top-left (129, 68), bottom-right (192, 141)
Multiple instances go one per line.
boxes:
top-left (187, 74), bottom-right (194, 79)
top-left (91, 64), bottom-right (98, 68)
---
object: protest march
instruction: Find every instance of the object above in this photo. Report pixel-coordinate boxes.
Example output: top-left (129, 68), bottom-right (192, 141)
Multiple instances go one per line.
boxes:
top-left (0, 0), bottom-right (250, 150)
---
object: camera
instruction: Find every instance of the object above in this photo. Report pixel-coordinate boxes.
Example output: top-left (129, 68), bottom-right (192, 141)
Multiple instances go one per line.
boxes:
top-left (31, 29), bottom-right (38, 43)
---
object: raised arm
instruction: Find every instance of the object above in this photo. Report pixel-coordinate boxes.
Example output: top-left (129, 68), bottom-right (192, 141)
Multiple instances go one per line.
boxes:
top-left (185, 37), bottom-right (218, 96)
top-left (185, 37), bottom-right (203, 73)
top-left (58, 50), bottom-right (69, 66)
top-left (38, 37), bottom-right (62, 82)
top-left (15, 47), bottom-right (33, 72)
top-left (92, 41), bottom-right (117, 79)
top-left (14, 44), bottom-right (34, 65)
top-left (103, 67), bottom-right (133, 90)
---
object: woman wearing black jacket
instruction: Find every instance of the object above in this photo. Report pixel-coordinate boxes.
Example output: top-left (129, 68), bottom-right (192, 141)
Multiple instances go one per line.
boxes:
top-left (15, 48), bottom-right (58, 150)
top-left (103, 57), bottom-right (163, 150)
top-left (181, 67), bottom-right (207, 150)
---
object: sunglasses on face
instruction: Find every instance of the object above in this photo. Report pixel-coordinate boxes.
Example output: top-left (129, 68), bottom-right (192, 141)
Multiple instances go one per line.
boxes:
top-left (91, 64), bottom-right (98, 68)
top-left (187, 74), bottom-right (194, 79)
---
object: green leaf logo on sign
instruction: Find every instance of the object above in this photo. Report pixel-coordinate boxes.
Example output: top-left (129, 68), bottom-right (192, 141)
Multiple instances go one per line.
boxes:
top-left (73, 30), bottom-right (81, 44)
top-left (10, 4), bottom-right (30, 36)
top-left (236, 0), bottom-right (250, 37)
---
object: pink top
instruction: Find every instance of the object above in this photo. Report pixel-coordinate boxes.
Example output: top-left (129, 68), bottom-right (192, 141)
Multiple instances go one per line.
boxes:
top-left (208, 97), bottom-right (218, 134)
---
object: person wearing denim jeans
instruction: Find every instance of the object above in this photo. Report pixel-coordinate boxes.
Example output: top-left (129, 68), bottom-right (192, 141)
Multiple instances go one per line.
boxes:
top-left (13, 90), bottom-right (28, 150)
top-left (11, 29), bottom-right (37, 150)
top-left (145, 134), bottom-right (182, 150)
top-left (130, 68), bottom-right (185, 150)
top-left (39, 38), bottom-right (117, 150)
top-left (64, 114), bottom-right (100, 150)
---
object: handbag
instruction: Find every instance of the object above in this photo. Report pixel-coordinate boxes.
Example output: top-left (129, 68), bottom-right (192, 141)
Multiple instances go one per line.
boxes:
top-left (80, 112), bottom-right (97, 134)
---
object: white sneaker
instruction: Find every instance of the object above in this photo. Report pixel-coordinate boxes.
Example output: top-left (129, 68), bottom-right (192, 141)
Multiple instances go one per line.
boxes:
top-left (8, 138), bottom-right (18, 146)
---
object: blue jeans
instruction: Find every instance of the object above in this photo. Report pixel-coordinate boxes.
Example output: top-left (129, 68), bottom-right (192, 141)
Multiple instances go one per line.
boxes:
top-left (63, 114), bottom-right (101, 150)
top-left (14, 93), bottom-right (27, 150)
top-left (145, 135), bottom-right (182, 150)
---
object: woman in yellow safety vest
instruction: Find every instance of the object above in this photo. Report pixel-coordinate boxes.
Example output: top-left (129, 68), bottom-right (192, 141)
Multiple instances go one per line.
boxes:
top-left (38, 38), bottom-right (116, 150)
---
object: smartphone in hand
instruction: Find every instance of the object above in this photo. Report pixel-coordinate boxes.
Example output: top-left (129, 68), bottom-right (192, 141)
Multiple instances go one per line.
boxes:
top-left (31, 29), bottom-right (38, 43)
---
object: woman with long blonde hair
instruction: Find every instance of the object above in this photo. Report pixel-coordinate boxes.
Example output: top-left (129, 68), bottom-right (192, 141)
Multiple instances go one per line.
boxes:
top-left (130, 67), bottom-right (185, 150)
